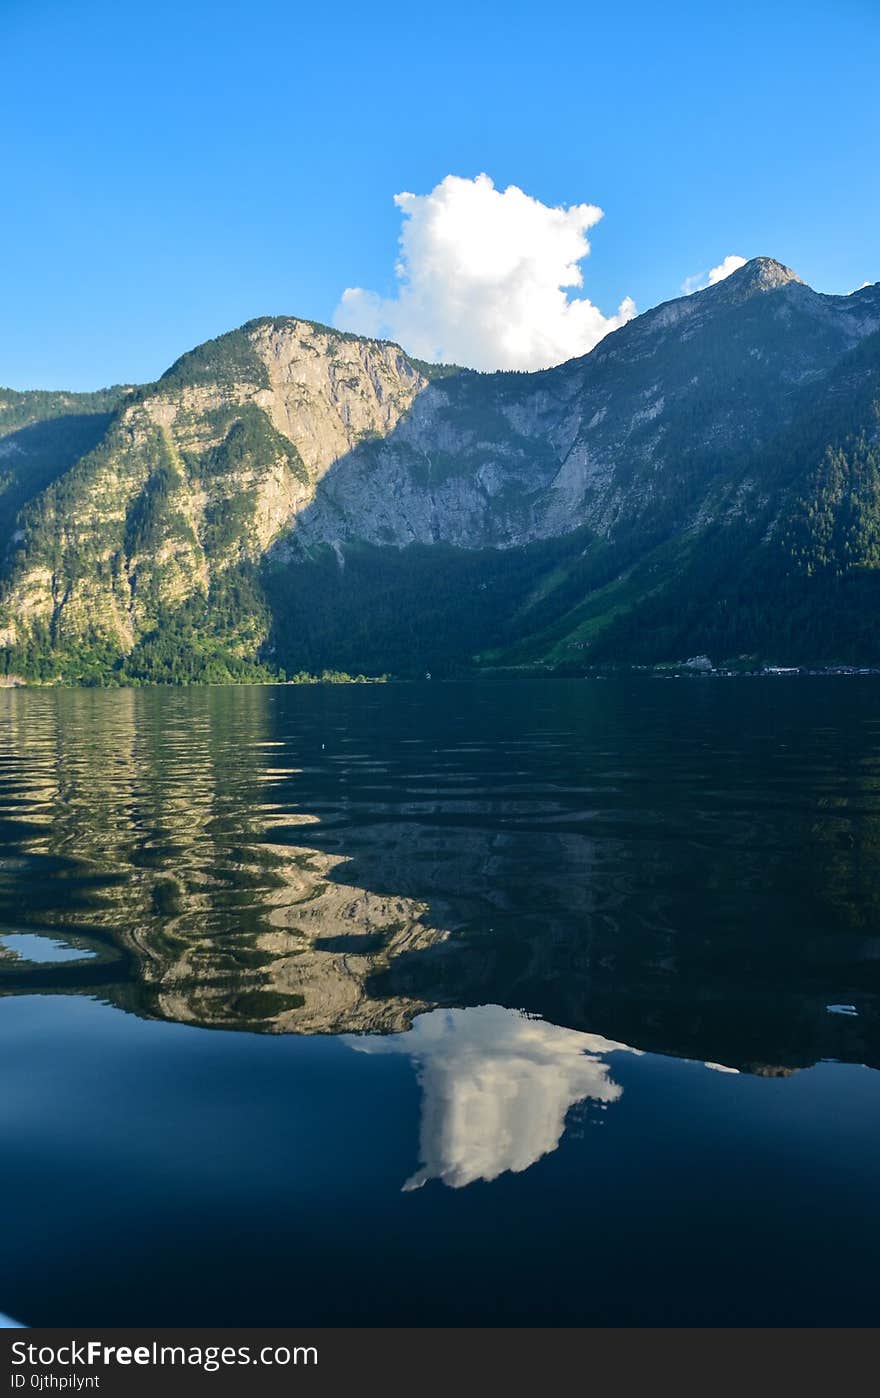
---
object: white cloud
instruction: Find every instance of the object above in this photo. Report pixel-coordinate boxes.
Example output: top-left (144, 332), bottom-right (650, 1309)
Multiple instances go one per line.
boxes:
top-left (334, 173), bottom-right (636, 372)
top-left (682, 253), bottom-right (747, 296)
top-left (708, 254), bottom-right (748, 285)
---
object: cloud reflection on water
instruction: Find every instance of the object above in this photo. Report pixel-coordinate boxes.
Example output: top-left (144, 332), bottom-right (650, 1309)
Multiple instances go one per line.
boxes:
top-left (347, 1003), bottom-right (641, 1189)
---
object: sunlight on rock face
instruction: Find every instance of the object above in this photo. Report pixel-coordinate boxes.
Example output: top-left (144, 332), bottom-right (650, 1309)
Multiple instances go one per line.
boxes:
top-left (346, 1004), bottom-right (640, 1189)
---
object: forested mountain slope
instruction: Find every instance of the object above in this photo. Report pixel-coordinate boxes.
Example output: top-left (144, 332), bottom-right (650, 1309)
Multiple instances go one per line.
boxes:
top-left (1, 259), bottom-right (879, 681)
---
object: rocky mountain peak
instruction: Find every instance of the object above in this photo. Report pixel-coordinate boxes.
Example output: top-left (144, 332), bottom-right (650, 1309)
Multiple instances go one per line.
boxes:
top-left (721, 256), bottom-right (804, 295)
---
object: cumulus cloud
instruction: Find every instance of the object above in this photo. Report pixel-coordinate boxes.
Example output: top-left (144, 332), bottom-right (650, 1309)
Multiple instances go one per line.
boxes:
top-left (682, 253), bottom-right (747, 295)
top-left (707, 254), bottom-right (748, 285)
top-left (334, 173), bottom-right (636, 372)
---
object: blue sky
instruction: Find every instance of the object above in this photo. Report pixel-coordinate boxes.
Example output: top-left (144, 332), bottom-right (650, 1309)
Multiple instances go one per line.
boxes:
top-left (3, 0), bottom-right (878, 389)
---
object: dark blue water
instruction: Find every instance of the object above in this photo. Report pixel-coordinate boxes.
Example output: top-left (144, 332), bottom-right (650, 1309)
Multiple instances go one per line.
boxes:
top-left (1, 680), bottom-right (879, 1325)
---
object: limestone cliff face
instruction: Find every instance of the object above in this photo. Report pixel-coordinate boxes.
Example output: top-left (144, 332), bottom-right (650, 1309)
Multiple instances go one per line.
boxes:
top-left (250, 319), bottom-right (427, 476)
top-left (0, 318), bottom-right (429, 655)
top-left (288, 261), bottom-right (880, 551)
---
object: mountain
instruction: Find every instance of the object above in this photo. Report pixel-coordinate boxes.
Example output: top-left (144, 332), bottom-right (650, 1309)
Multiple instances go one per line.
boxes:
top-left (1, 258), bottom-right (879, 682)
top-left (0, 385), bottom-right (127, 543)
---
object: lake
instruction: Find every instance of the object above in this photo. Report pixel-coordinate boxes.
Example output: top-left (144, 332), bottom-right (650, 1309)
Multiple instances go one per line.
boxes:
top-left (1, 679), bottom-right (879, 1326)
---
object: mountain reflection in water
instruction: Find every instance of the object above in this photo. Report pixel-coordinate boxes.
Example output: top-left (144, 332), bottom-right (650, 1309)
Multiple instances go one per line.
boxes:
top-left (1, 681), bottom-right (879, 1075)
top-left (4, 682), bottom-right (880, 1327)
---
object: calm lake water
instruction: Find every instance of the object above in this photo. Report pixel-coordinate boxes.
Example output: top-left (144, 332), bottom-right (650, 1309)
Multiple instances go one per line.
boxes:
top-left (1, 679), bottom-right (879, 1326)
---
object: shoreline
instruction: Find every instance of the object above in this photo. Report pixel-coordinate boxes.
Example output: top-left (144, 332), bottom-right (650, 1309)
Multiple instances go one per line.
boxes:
top-left (2, 665), bottom-right (880, 691)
